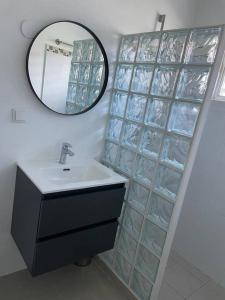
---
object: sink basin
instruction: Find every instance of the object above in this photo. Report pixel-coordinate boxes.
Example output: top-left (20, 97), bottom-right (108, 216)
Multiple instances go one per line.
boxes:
top-left (17, 159), bottom-right (128, 194)
top-left (41, 164), bottom-right (111, 185)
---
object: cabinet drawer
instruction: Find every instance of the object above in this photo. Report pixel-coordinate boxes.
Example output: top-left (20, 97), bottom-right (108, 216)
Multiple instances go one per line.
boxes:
top-left (38, 185), bottom-right (125, 238)
top-left (33, 221), bottom-right (118, 276)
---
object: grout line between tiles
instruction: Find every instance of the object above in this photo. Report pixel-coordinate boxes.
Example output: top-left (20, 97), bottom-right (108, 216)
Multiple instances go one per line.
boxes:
top-left (164, 266), bottom-right (210, 300)
top-left (169, 251), bottom-right (211, 284)
top-left (162, 280), bottom-right (187, 300)
top-left (185, 280), bottom-right (212, 300)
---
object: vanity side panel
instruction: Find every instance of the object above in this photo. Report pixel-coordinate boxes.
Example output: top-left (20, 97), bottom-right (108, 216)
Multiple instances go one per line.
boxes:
top-left (11, 167), bottom-right (42, 272)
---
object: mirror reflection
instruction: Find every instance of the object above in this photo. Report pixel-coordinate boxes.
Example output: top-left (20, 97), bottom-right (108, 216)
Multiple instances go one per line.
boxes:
top-left (27, 22), bottom-right (108, 114)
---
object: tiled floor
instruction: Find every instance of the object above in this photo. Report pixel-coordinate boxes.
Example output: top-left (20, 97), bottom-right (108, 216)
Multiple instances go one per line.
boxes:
top-left (0, 253), bottom-right (225, 300)
top-left (158, 251), bottom-right (225, 300)
top-left (0, 259), bottom-right (135, 300)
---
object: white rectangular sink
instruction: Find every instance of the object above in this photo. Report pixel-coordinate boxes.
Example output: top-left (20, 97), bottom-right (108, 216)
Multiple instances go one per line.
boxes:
top-left (17, 159), bottom-right (128, 194)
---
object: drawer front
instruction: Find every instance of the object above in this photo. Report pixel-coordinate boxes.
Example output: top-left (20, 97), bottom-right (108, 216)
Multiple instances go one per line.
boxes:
top-left (38, 186), bottom-right (125, 238)
top-left (33, 221), bottom-right (118, 275)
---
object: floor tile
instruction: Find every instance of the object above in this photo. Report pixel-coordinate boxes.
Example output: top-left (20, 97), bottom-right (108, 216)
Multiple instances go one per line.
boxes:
top-left (1, 250), bottom-right (225, 300)
top-left (164, 259), bottom-right (206, 298)
top-left (158, 281), bottom-right (184, 300)
top-left (169, 251), bottom-right (210, 283)
top-left (0, 260), bottom-right (135, 300)
top-left (188, 281), bottom-right (225, 300)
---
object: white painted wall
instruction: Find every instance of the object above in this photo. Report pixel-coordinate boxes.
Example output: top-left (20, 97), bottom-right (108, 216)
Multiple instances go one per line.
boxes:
top-left (173, 0), bottom-right (225, 288)
top-left (174, 101), bottom-right (225, 287)
top-left (0, 0), bottom-right (197, 276)
top-left (194, 0), bottom-right (225, 28)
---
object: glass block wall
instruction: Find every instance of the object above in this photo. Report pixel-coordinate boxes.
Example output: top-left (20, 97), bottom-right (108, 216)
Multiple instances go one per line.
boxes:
top-left (66, 39), bottom-right (104, 113)
top-left (101, 26), bottom-right (223, 300)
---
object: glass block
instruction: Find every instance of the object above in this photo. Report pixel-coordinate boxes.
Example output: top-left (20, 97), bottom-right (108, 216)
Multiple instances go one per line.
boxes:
top-left (122, 205), bottom-right (144, 240)
top-left (103, 141), bottom-right (118, 165)
top-left (106, 117), bottom-right (123, 142)
top-left (128, 181), bottom-right (149, 212)
top-left (155, 165), bottom-right (182, 199)
top-left (135, 244), bottom-right (160, 283)
top-left (76, 85), bottom-right (88, 107)
top-left (168, 102), bottom-right (200, 137)
top-left (117, 147), bottom-right (136, 175)
top-left (101, 249), bottom-right (115, 265)
top-left (141, 219), bottom-right (167, 257)
top-left (151, 66), bottom-right (179, 98)
top-left (91, 64), bottom-right (103, 85)
top-left (67, 83), bottom-right (77, 102)
top-left (148, 192), bottom-right (173, 230)
top-left (79, 64), bottom-right (91, 84)
top-left (72, 41), bottom-right (82, 62)
top-left (118, 203), bottom-right (126, 223)
top-left (115, 225), bottom-right (121, 245)
top-left (161, 134), bottom-right (191, 170)
top-left (140, 127), bottom-right (163, 158)
top-left (145, 98), bottom-right (170, 129)
top-left (176, 67), bottom-right (210, 101)
top-left (88, 87), bottom-right (100, 105)
top-left (131, 65), bottom-right (154, 94)
top-left (126, 94), bottom-right (147, 122)
top-left (131, 269), bottom-right (153, 300)
top-left (158, 31), bottom-right (187, 63)
top-left (135, 155), bottom-right (156, 187)
top-left (184, 27), bottom-right (221, 64)
top-left (136, 33), bottom-right (160, 62)
top-left (110, 91), bottom-right (128, 117)
top-left (114, 252), bottom-right (132, 284)
top-left (65, 102), bottom-right (76, 114)
top-left (69, 63), bottom-right (80, 82)
top-left (219, 77), bottom-right (225, 97)
top-left (81, 40), bottom-right (94, 61)
top-left (93, 43), bottom-right (104, 62)
top-left (119, 35), bottom-right (139, 62)
top-left (114, 64), bottom-right (133, 90)
top-left (121, 121), bottom-right (142, 149)
top-left (117, 229), bottom-right (138, 263)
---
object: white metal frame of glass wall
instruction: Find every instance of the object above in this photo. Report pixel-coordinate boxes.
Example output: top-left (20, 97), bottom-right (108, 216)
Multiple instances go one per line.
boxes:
top-left (101, 25), bottom-right (224, 300)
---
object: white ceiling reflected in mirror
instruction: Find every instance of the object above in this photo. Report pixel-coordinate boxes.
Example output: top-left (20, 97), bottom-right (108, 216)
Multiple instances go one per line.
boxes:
top-left (27, 21), bottom-right (108, 115)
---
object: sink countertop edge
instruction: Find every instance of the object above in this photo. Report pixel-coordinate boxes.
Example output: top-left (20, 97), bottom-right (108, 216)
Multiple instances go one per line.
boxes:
top-left (17, 159), bottom-right (128, 194)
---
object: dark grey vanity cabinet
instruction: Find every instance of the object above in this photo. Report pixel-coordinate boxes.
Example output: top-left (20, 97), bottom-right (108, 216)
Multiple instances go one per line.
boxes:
top-left (11, 167), bottom-right (125, 276)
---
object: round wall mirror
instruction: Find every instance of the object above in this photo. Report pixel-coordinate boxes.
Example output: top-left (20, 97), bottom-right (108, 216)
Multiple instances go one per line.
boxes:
top-left (27, 21), bottom-right (108, 115)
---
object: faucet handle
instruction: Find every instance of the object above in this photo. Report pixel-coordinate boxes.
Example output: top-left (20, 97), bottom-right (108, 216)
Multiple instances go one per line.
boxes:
top-left (62, 142), bottom-right (72, 148)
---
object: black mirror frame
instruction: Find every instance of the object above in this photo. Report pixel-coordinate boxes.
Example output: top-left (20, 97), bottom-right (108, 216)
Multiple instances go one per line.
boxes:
top-left (26, 20), bottom-right (109, 116)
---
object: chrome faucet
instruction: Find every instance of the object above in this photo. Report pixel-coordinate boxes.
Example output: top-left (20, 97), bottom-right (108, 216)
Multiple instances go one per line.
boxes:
top-left (59, 142), bottom-right (74, 164)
